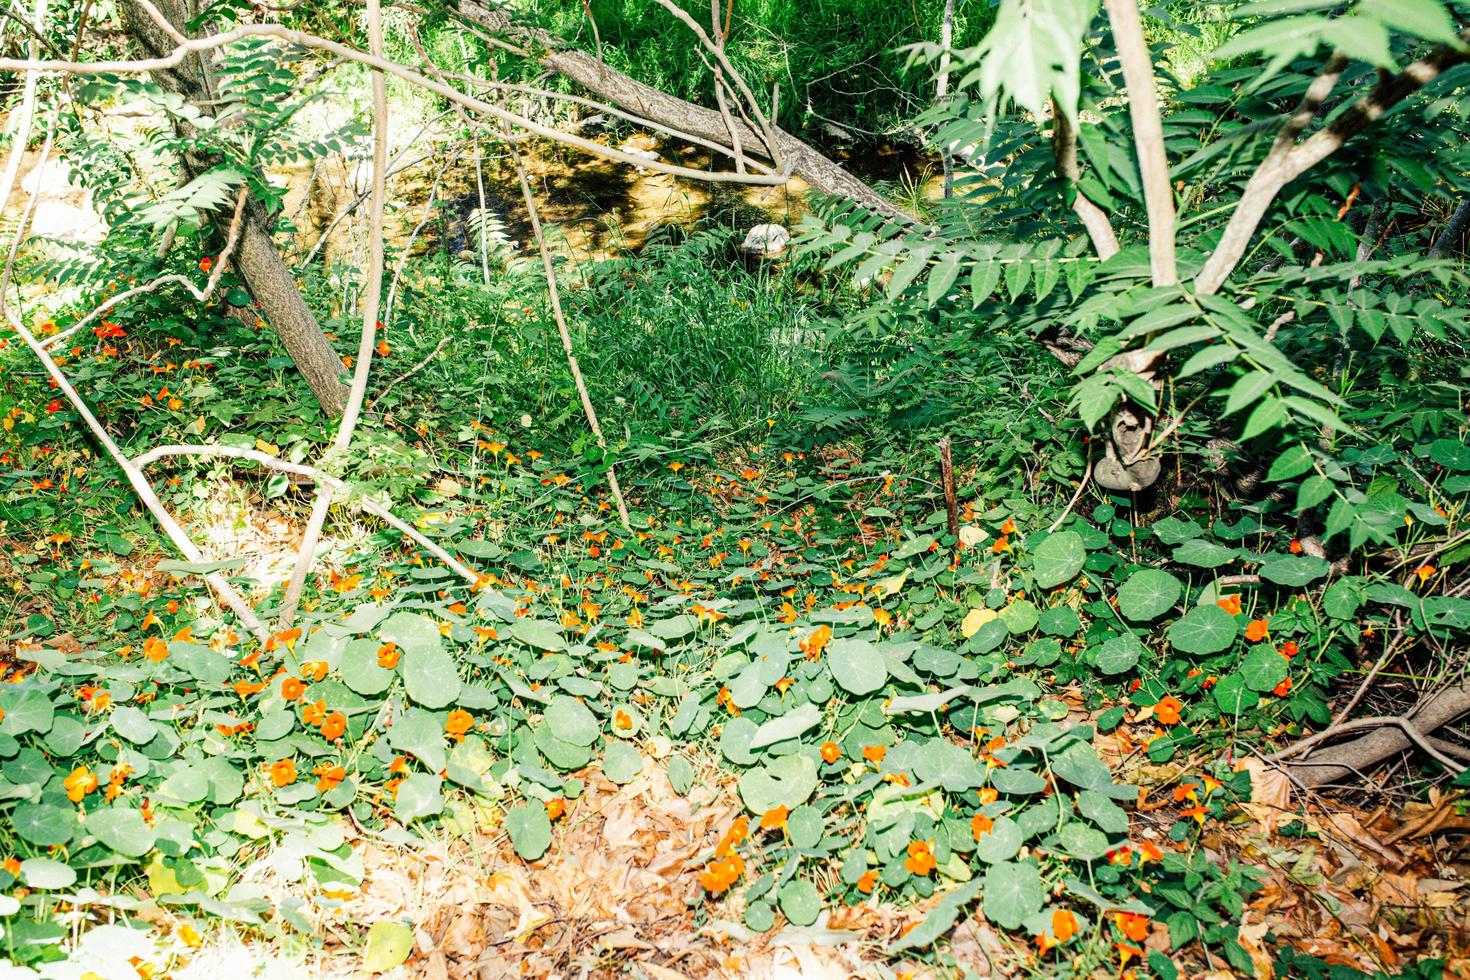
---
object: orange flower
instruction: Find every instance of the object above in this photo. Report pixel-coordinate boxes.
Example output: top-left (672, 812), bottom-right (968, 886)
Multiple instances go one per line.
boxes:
top-left (1216, 595), bottom-right (1242, 616)
top-left (1289, 539), bottom-right (1303, 554)
top-left (613, 709), bottom-right (634, 730)
top-left (376, 643), bottom-right (400, 669)
top-left (820, 741), bottom-right (841, 764)
top-left (971, 814), bottom-right (994, 840)
top-left (281, 677), bottom-right (306, 701)
top-left (1052, 908), bottom-right (1078, 943)
top-left (64, 765), bottom-right (98, 802)
top-left (1154, 695), bottom-right (1183, 726)
top-left (1272, 677), bottom-right (1293, 697)
top-left (800, 625), bottom-right (832, 660)
top-left (862, 744), bottom-right (887, 764)
top-left (978, 787), bottom-right (999, 804)
top-left (1117, 943), bottom-right (1145, 967)
top-left (301, 660), bottom-right (328, 682)
top-left (314, 764), bottom-right (346, 793)
top-left (545, 798), bottom-right (566, 821)
top-left (1180, 804), bottom-right (1209, 824)
top-left (320, 712), bottom-right (347, 741)
top-left (1000, 518), bottom-right (1016, 534)
top-left (990, 535), bottom-right (1009, 554)
top-left (302, 699), bottom-right (327, 727)
top-left (375, 340), bottom-right (391, 357)
top-left (1414, 564), bottom-right (1436, 584)
top-left (1114, 911), bottom-right (1149, 942)
top-left (856, 870), bottom-right (878, 894)
top-left (233, 679), bottom-right (265, 698)
top-left (2, 856), bottom-right (20, 877)
top-left (872, 608), bottom-right (893, 628)
top-left (268, 758), bottom-right (297, 787)
top-left (699, 853), bottom-right (744, 893)
top-left (1244, 619), bottom-right (1269, 642)
top-left (445, 709), bottom-right (474, 741)
top-left (760, 806), bottom-right (789, 831)
top-left (143, 637), bottom-right (169, 662)
top-left (714, 816), bottom-right (749, 857)
top-left (904, 840), bottom-right (936, 876)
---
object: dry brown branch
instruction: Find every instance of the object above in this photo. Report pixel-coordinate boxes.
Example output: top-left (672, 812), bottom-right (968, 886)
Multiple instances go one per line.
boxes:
top-left (134, 444), bottom-right (485, 587)
top-left (0, 0), bottom-right (47, 224)
top-left (44, 187), bottom-right (251, 350)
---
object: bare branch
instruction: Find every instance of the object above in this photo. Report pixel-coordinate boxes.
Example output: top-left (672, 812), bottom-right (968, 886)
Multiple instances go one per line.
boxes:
top-left (277, 0), bottom-right (391, 629)
top-left (1196, 38), bottom-right (1469, 295)
top-left (510, 145), bottom-right (634, 532)
top-left (44, 187), bottom-right (250, 350)
top-left (1102, 0), bottom-right (1176, 285)
top-left (0, 23), bottom-right (795, 187)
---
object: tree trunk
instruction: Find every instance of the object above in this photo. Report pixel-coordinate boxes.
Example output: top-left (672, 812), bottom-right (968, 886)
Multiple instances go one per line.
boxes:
top-left (120, 0), bottom-right (347, 416)
top-left (1429, 198), bottom-right (1470, 259)
top-left (457, 0), bottom-right (911, 224)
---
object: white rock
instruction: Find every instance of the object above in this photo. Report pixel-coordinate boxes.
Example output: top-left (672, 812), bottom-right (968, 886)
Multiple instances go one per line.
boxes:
top-left (741, 223), bottom-right (790, 257)
top-left (30, 200), bottom-right (106, 243)
top-left (21, 158), bottom-right (82, 197)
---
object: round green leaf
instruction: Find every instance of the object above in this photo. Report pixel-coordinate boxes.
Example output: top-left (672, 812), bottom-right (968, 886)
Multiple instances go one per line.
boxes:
top-left (981, 861), bottom-right (1043, 930)
top-left (1167, 604), bottom-right (1239, 655)
top-left (505, 804), bottom-right (553, 860)
top-left (21, 858), bottom-right (76, 890)
top-left (393, 773), bottom-right (444, 823)
top-left (1213, 674), bottom-right (1259, 715)
top-left (601, 741), bottom-right (643, 784)
top-left (1058, 821), bottom-right (1110, 860)
top-left (340, 638), bottom-right (393, 696)
top-left (1031, 531), bottom-right (1085, 589)
top-left (1094, 635), bottom-right (1145, 675)
top-left (1241, 647), bottom-right (1288, 693)
top-left (827, 637), bottom-right (887, 695)
top-left (974, 815), bottom-right (1023, 863)
top-left (1116, 569), bottom-right (1182, 621)
top-left (739, 754), bottom-right (818, 814)
top-left (544, 695), bottom-right (599, 746)
top-left (778, 879), bottom-right (821, 926)
top-left (510, 618), bottom-right (566, 651)
top-left (87, 806), bottom-right (157, 858)
top-left (382, 612), bottom-right (460, 709)
top-left (13, 802), bottom-right (73, 846)
top-left (744, 899), bottom-right (775, 932)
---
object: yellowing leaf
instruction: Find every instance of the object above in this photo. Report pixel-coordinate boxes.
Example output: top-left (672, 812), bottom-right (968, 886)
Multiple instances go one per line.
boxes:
top-left (961, 607), bottom-right (997, 638)
top-left (145, 853), bottom-right (187, 897)
top-left (255, 439), bottom-right (279, 456)
top-left (362, 920), bottom-right (414, 973)
top-left (873, 570), bottom-right (909, 597)
top-left (959, 525), bottom-right (990, 548)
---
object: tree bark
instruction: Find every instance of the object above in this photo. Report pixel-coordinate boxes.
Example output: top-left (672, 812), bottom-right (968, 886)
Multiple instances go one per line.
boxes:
top-left (457, 0), bottom-right (912, 224)
top-left (120, 0), bottom-right (347, 416)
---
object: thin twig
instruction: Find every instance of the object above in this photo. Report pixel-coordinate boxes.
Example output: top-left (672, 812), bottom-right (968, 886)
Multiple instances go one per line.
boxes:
top-left (508, 143), bottom-right (633, 532)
